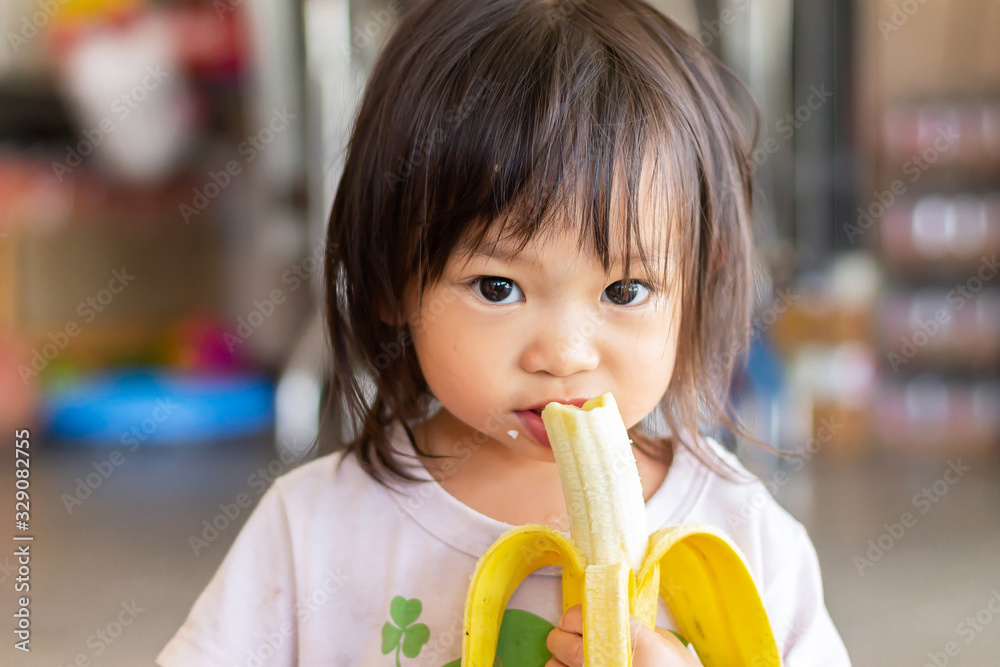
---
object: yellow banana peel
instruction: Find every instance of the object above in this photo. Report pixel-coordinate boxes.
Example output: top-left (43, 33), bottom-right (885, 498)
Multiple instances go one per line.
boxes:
top-left (461, 392), bottom-right (780, 666)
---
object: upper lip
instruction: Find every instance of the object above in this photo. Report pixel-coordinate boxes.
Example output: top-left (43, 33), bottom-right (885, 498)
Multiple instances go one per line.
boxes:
top-left (522, 397), bottom-right (591, 413)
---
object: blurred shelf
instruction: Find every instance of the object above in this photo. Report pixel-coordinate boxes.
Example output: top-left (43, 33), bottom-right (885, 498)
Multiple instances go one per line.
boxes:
top-left (872, 99), bottom-right (1000, 455)
top-left (875, 376), bottom-right (1000, 458)
top-left (878, 287), bottom-right (1000, 373)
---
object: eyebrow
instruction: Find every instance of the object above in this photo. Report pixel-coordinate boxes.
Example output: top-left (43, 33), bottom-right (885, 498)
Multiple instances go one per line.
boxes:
top-left (465, 244), bottom-right (663, 271)
top-left (467, 245), bottom-right (533, 263)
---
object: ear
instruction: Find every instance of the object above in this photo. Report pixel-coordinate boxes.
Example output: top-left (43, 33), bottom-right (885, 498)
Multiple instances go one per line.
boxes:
top-left (379, 301), bottom-right (402, 326)
top-left (381, 279), bottom-right (416, 326)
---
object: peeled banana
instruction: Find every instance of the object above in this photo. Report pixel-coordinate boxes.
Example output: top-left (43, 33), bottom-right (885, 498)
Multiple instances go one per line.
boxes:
top-left (461, 392), bottom-right (780, 666)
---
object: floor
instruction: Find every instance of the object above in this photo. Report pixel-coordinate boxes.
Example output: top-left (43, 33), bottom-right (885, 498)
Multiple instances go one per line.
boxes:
top-left (1, 433), bottom-right (998, 666)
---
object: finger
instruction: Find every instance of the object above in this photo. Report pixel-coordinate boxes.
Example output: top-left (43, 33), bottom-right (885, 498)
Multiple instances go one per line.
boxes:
top-left (629, 616), bottom-right (701, 666)
top-left (546, 606), bottom-right (584, 667)
top-left (545, 627), bottom-right (584, 667)
top-left (653, 625), bottom-right (689, 647)
top-left (558, 604), bottom-right (584, 635)
top-left (628, 615), bottom-right (650, 645)
top-left (629, 616), bottom-right (684, 644)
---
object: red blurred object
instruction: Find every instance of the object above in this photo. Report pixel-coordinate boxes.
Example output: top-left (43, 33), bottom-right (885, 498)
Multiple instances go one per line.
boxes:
top-left (47, 5), bottom-right (249, 80)
top-left (169, 6), bottom-right (249, 78)
top-left (0, 155), bottom-right (207, 231)
top-left (0, 333), bottom-right (41, 431)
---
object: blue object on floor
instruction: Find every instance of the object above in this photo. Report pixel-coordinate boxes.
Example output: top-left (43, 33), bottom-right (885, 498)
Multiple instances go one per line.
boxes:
top-left (41, 367), bottom-right (275, 445)
top-left (716, 335), bottom-right (787, 452)
top-left (743, 335), bottom-right (784, 400)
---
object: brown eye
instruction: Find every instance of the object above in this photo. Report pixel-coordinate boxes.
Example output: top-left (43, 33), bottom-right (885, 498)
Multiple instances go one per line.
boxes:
top-left (472, 276), bottom-right (523, 304)
top-left (602, 280), bottom-right (652, 306)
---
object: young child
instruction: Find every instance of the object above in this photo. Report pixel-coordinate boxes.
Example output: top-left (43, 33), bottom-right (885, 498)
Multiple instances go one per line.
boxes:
top-left (158, 0), bottom-right (851, 664)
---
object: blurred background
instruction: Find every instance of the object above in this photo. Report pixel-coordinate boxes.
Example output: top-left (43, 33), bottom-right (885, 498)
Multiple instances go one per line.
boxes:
top-left (0, 0), bottom-right (998, 664)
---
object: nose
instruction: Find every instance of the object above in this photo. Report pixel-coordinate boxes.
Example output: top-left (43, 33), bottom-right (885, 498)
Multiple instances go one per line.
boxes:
top-left (519, 305), bottom-right (600, 377)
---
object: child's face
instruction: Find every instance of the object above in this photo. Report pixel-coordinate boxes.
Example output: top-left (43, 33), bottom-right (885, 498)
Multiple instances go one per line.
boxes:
top-left (402, 219), bottom-right (682, 464)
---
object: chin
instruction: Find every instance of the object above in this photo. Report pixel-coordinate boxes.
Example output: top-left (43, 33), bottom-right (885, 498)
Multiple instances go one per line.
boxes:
top-left (513, 444), bottom-right (556, 463)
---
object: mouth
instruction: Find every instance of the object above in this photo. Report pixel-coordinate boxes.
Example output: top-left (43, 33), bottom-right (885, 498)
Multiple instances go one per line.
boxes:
top-left (514, 398), bottom-right (594, 449)
top-left (523, 397), bottom-right (591, 414)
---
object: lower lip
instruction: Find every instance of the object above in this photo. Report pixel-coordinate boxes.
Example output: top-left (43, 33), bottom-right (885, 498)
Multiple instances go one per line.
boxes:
top-left (514, 410), bottom-right (550, 448)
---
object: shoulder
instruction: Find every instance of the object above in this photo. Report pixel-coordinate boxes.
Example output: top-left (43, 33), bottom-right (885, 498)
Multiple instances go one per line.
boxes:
top-left (673, 435), bottom-right (815, 577)
top-left (268, 447), bottom-right (406, 529)
top-left (679, 435), bottom-right (801, 525)
top-left (674, 438), bottom-right (850, 662)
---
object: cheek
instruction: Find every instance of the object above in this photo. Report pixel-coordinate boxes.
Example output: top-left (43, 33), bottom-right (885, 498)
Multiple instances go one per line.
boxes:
top-left (412, 303), bottom-right (507, 394)
top-left (629, 311), bottom-right (679, 363)
top-left (620, 317), bottom-right (679, 388)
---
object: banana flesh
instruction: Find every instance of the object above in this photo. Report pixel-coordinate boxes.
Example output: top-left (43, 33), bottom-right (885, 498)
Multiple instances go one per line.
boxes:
top-left (542, 396), bottom-right (647, 573)
top-left (461, 392), bottom-right (780, 666)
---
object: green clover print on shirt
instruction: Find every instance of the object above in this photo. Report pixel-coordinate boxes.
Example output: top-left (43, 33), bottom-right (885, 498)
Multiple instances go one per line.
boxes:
top-left (382, 596), bottom-right (431, 666)
top-left (381, 595), bottom-right (557, 666)
top-left (384, 595), bottom-right (690, 666)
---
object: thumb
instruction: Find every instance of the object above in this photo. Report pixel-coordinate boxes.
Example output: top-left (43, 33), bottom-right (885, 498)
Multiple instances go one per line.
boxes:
top-left (629, 617), bottom-right (699, 665)
top-left (652, 625), bottom-right (688, 647)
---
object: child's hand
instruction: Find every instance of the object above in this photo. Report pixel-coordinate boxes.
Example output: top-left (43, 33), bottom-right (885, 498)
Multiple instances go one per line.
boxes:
top-left (545, 604), bottom-right (702, 666)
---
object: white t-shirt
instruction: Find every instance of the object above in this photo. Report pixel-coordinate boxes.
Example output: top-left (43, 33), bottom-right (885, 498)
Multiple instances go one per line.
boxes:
top-left (156, 421), bottom-right (852, 666)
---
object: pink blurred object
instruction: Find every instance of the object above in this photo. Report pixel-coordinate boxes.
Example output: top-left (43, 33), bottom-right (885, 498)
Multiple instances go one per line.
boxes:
top-left (168, 315), bottom-right (247, 373)
top-left (880, 193), bottom-right (1000, 273)
top-left (876, 377), bottom-right (1000, 456)
top-left (881, 288), bottom-right (1000, 369)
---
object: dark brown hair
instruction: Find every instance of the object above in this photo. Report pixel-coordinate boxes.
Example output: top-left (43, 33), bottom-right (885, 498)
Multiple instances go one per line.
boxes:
top-left (323, 0), bottom-right (765, 491)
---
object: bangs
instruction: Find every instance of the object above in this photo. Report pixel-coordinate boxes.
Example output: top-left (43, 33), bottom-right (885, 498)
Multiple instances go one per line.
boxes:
top-left (375, 0), bottom-right (707, 310)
